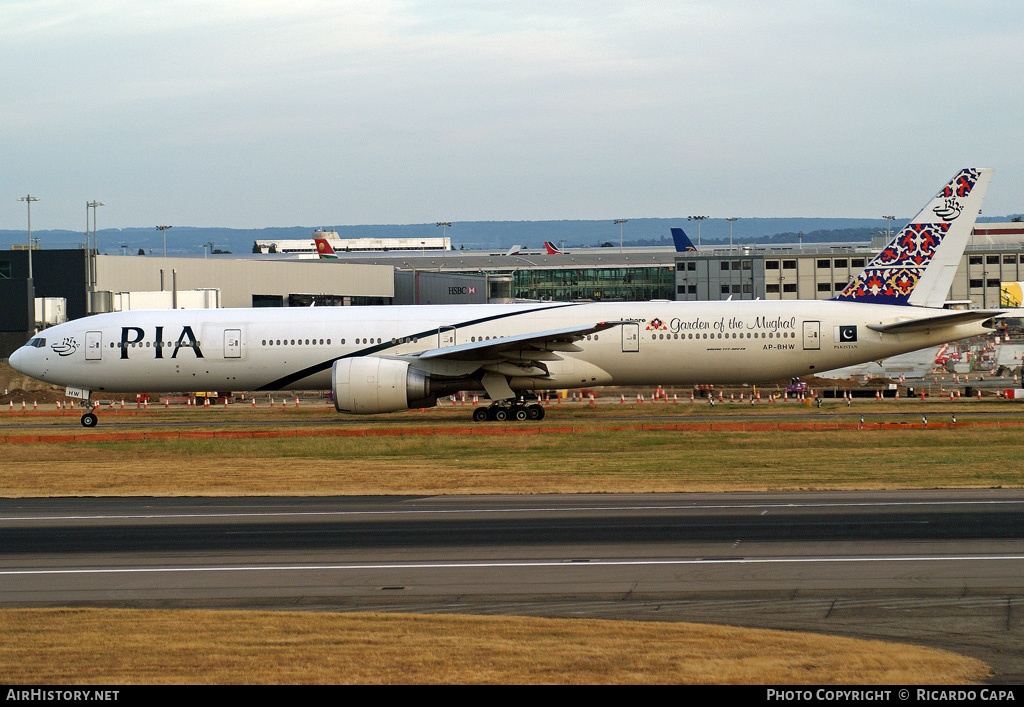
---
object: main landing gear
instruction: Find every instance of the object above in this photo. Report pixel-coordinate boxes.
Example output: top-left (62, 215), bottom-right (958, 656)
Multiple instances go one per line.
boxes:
top-left (471, 399), bottom-right (546, 422)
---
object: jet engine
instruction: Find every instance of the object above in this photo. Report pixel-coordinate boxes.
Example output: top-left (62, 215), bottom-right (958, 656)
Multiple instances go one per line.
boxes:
top-left (332, 357), bottom-right (436, 414)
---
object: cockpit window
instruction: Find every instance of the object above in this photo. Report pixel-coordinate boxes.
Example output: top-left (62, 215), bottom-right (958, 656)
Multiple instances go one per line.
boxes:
top-left (26, 338), bottom-right (46, 348)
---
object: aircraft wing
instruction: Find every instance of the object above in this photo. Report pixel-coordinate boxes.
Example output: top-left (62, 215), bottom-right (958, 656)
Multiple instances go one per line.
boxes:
top-left (419, 321), bottom-right (625, 361)
top-left (393, 321), bottom-right (628, 381)
top-left (866, 309), bottom-right (1002, 335)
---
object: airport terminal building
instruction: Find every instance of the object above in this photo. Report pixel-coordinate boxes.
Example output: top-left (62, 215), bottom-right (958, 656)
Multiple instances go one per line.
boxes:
top-left (674, 222), bottom-right (1024, 309)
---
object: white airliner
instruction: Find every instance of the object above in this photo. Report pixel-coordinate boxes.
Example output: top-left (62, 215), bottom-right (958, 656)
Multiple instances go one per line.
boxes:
top-left (9, 168), bottom-right (1007, 427)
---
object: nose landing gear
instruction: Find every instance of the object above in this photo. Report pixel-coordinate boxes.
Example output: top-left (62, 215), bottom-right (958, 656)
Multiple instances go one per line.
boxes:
top-left (79, 398), bottom-right (99, 427)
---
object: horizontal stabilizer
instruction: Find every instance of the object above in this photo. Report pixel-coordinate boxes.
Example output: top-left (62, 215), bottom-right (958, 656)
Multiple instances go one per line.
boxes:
top-left (866, 309), bottom-right (1000, 335)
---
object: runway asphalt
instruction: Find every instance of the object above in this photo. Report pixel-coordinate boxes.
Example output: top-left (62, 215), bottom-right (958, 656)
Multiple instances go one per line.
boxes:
top-left (2, 489), bottom-right (1022, 683)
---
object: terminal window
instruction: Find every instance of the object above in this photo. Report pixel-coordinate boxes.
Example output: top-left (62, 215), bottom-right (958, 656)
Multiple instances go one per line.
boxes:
top-left (0, 260), bottom-right (10, 279)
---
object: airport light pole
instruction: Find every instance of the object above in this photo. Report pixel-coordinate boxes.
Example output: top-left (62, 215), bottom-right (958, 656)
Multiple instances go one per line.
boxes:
top-left (436, 222), bottom-right (451, 252)
top-left (87, 200), bottom-right (104, 256)
top-left (86, 201), bottom-right (104, 311)
top-left (157, 225), bottom-right (172, 257)
top-left (726, 217), bottom-right (738, 247)
top-left (688, 216), bottom-right (708, 248)
top-left (203, 242), bottom-right (214, 259)
top-left (882, 215), bottom-right (896, 239)
top-left (18, 195), bottom-right (39, 281)
top-left (614, 219), bottom-right (628, 250)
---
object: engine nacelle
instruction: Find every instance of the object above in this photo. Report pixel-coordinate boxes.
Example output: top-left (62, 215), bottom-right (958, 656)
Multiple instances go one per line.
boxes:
top-left (332, 357), bottom-right (436, 414)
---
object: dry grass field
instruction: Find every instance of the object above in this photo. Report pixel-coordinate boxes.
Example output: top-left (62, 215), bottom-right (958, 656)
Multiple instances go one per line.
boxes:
top-left (2, 417), bottom-right (1023, 496)
top-left (0, 609), bottom-right (990, 685)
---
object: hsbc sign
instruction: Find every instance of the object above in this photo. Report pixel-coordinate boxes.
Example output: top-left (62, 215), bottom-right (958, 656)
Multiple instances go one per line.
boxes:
top-left (448, 286), bottom-right (477, 295)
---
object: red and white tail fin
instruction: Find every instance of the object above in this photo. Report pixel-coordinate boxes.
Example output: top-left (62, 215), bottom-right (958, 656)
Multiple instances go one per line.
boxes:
top-left (544, 241), bottom-right (563, 255)
top-left (314, 238), bottom-right (339, 259)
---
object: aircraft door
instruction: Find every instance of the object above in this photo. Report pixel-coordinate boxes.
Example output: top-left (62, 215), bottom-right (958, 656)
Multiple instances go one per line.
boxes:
top-left (438, 326), bottom-right (456, 348)
top-left (85, 331), bottom-right (102, 360)
top-left (621, 323), bottom-right (640, 352)
top-left (802, 321), bottom-right (820, 350)
top-left (224, 329), bottom-right (241, 358)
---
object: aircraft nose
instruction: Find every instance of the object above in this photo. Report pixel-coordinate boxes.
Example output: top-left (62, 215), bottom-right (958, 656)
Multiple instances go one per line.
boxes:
top-left (9, 346), bottom-right (26, 374)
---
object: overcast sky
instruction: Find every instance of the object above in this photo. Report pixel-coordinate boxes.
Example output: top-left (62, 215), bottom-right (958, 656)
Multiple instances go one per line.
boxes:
top-left (3, 1), bottom-right (1022, 231)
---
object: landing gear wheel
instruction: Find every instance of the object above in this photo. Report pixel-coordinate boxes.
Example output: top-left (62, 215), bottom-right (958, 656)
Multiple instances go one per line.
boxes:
top-left (526, 404), bottom-right (545, 421)
top-left (81, 412), bottom-right (98, 428)
top-left (492, 407), bottom-right (509, 422)
top-left (511, 406), bottom-right (528, 422)
top-left (472, 407), bottom-right (489, 422)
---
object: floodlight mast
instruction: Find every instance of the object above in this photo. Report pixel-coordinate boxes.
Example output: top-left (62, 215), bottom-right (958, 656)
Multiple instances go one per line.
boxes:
top-left (18, 195), bottom-right (40, 281)
top-left (726, 217), bottom-right (738, 247)
top-left (614, 219), bottom-right (627, 250)
top-left (688, 215), bottom-right (708, 247)
top-left (157, 225), bottom-right (173, 257)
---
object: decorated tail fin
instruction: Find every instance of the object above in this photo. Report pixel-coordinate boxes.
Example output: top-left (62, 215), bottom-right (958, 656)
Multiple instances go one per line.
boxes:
top-left (670, 228), bottom-right (698, 252)
top-left (834, 168), bottom-right (993, 307)
top-left (315, 238), bottom-right (339, 259)
top-left (544, 241), bottom-right (563, 255)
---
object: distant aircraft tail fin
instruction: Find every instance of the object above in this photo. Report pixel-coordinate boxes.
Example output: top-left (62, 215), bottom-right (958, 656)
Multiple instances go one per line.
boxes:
top-left (833, 168), bottom-right (993, 307)
top-left (315, 238), bottom-right (339, 259)
top-left (544, 241), bottom-right (563, 255)
top-left (670, 228), bottom-right (698, 252)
